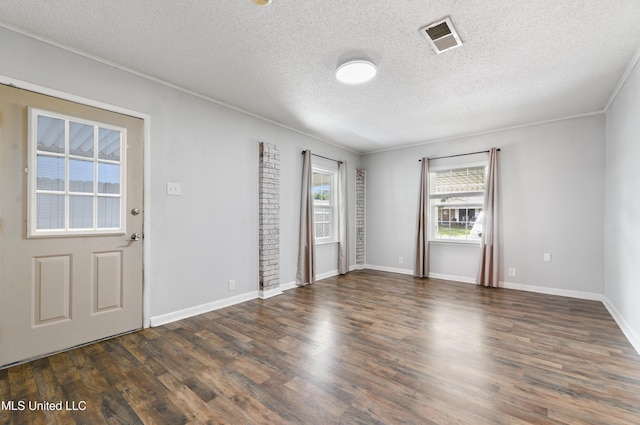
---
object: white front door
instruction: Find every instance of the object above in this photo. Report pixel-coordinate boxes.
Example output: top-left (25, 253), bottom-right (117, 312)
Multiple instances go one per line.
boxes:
top-left (0, 84), bottom-right (144, 367)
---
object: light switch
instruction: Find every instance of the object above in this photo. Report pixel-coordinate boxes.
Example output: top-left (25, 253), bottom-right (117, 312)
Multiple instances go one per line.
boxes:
top-left (167, 182), bottom-right (181, 196)
top-left (543, 253), bottom-right (551, 262)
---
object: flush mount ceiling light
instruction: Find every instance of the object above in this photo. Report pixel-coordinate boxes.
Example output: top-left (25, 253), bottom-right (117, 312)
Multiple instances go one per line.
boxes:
top-left (252, 0), bottom-right (271, 5)
top-left (336, 60), bottom-right (377, 84)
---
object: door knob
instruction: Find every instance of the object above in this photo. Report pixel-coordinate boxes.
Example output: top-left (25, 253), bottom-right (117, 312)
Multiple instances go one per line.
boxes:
top-left (131, 233), bottom-right (143, 241)
top-left (131, 208), bottom-right (141, 216)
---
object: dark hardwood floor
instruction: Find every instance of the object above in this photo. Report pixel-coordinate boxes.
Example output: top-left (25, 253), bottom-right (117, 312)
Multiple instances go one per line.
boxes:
top-left (2, 270), bottom-right (640, 424)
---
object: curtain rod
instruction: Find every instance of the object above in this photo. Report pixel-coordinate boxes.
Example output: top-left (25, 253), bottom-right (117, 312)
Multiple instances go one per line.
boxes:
top-left (302, 150), bottom-right (343, 164)
top-left (418, 148), bottom-right (500, 162)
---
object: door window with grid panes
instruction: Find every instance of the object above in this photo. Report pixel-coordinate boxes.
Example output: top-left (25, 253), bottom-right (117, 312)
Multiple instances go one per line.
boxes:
top-left (28, 108), bottom-right (126, 237)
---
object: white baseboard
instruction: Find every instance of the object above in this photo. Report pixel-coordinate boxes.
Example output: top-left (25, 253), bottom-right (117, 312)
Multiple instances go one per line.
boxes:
top-left (149, 291), bottom-right (259, 327)
top-left (428, 272), bottom-right (476, 284)
top-left (317, 269), bottom-right (339, 281)
top-left (602, 296), bottom-right (640, 356)
top-left (148, 268), bottom-right (639, 356)
top-left (259, 287), bottom-right (283, 299)
top-left (500, 281), bottom-right (603, 301)
top-left (280, 269), bottom-right (341, 293)
top-left (280, 280), bottom-right (300, 292)
top-left (364, 264), bottom-right (637, 353)
top-left (362, 266), bottom-right (476, 284)
top-left (364, 264), bottom-right (413, 275)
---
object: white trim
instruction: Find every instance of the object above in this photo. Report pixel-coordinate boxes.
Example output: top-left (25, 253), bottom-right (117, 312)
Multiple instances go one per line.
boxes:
top-left (142, 117), bottom-right (152, 328)
top-left (259, 287), bottom-right (283, 299)
top-left (364, 264), bottom-right (413, 275)
top-left (363, 111), bottom-right (604, 155)
top-left (279, 269), bottom-right (343, 293)
top-left (429, 240), bottom-right (481, 247)
top-left (500, 281), bottom-right (603, 301)
top-left (317, 269), bottom-right (339, 281)
top-left (604, 42), bottom-right (640, 111)
top-left (149, 291), bottom-right (259, 327)
top-left (602, 296), bottom-right (640, 356)
top-left (280, 280), bottom-right (301, 292)
top-left (316, 239), bottom-right (339, 246)
top-left (0, 74), bottom-right (153, 329)
top-left (364, 265), bottom-right (639, 354)
top-left (427, 272), bottom-right (476, 284)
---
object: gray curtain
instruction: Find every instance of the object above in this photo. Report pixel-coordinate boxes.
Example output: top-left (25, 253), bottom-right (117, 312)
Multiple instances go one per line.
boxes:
top-left (296, 150), bottom-right (316, 285)
top-left (477, 148), bottom-right (500, 287)
top-left (338, 161), bottom-right (349, 274)
top-left (414, 158), bottom-right (430, 278)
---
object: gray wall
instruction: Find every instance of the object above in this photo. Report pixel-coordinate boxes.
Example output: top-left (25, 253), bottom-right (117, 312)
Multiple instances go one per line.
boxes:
top-left (363, 114), bottom-right (606, 295)
top-left (3, 25), bottom-right (635, 349)
top-left (605, 58), bottom-right (640, 348)
top-left (0, 27), bottom-right (360, 320)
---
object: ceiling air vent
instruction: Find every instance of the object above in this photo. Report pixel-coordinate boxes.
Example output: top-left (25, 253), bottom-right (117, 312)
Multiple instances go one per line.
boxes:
top-left (420, 16), bottom-right (462, 54)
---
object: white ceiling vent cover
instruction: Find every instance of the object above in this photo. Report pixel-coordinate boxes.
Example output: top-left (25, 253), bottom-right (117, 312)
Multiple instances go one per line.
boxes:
top-left (420, 16), bottom-right (462, 54)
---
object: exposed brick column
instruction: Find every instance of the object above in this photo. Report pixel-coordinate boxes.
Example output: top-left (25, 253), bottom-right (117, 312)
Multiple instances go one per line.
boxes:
top-left (259, 142), bottom-right (281, 297)
top-left (355, 169), bottom-right (366, 266)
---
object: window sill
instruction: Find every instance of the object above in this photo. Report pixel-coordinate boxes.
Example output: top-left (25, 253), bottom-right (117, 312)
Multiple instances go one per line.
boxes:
top-left (316, 239), bottom-right (338, 246)
top-left (429, 240), bottom-right (480, 247)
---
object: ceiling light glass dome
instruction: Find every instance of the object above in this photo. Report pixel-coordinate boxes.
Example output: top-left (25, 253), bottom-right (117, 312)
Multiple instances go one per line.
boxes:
top-left (336, 60), bottom-right (377, 84)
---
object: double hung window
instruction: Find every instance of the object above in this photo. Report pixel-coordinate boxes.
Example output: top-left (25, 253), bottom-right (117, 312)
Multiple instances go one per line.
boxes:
top-left (430, 162), bottom-right (486, 243)
top-left (312, 167), bottom-right (337, 243)
top-left (28, 108), bottom-right (126, 237)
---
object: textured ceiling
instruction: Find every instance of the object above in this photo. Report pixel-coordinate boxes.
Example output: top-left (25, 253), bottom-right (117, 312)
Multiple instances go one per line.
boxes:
top-left (1, 1), bottom-right (640, 153)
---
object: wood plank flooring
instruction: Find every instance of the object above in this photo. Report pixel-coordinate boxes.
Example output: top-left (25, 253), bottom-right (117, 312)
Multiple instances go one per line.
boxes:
top-left (2, 270), bottom-right (640, 424)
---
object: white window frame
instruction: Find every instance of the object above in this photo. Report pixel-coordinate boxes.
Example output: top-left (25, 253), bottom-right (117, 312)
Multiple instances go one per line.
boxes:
top-left (312, 166), bottom-right (338, 244)
top-left (27, 107), bottom-right (127, 238)
top-left (429, 159), bottom-right (486, 245)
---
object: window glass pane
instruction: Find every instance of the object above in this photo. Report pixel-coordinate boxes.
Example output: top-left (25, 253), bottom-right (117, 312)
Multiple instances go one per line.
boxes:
top-left (98, 163), bottom-right (120, 194)
top-left (431, 165), bottom-right (486, 242)
top-left (468, 167), bottom-right (485, 190)
top-left (37, 115), bottom-right (65, 154)
top-left (98, 128), bottom-right (121, 161)
top-left (313, 172), bottom-right (331, 202)
top-left (437, 221), bottom-right (452, 239)
top-left (69, 196), bottom-right (93, 229)
top-left (312, 168), bottom-right (333, 241)
top-left (69, 159), bottom-right (94, 193)
top-left (37, 155), bottom-right (65, 191)
top-left (37, 194), bottom-right (64, 229)
top-left (69, 122), bottom-right (94, 158)
top-left (434, 166), bottom-right (485, 194)
top-left (97, 197), bottom-right (120, 228)
top-left (30, 110), bottom-right (126, 235)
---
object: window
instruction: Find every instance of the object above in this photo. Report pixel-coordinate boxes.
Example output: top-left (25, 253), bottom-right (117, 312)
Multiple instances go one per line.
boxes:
top-left (28, 108), bottom-right (126, 237)
top-left (430, 164), bottom-right (485, 242)
top-left (313, 168), bottom-right (337, 242)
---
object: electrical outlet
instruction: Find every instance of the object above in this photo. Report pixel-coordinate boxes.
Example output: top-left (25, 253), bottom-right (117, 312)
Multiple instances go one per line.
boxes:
top-left (543, 253), bottom-right (551, 262)
top-left (508, 268), bottom-right (516, 277)
top-left (398, 257), bottom-right (404, 264)
top-left (167, 182), bottom-right (181, 196)
top-left (228, 279), bottom-right (235, 291)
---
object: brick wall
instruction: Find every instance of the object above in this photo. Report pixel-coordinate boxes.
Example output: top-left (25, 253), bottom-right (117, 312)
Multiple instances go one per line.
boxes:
top-left (259, 142), bottom-right (280, 291)
top-left (355, 169), bottom-right (366, 265)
